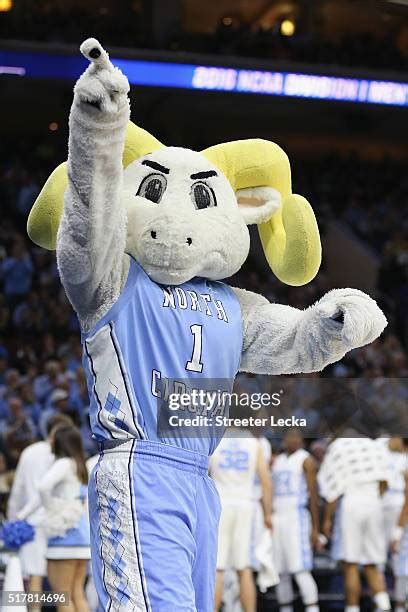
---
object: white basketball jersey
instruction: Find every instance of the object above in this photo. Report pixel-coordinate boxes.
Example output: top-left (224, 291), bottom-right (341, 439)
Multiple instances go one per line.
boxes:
top-left (210, 432), bottom-right (259, 505)
top-left (381, 442), bottom-right (407, 508)
top-left (272, 448), bottom-right (309, 511)
top-left (318, 437), bottom-right (388, 503)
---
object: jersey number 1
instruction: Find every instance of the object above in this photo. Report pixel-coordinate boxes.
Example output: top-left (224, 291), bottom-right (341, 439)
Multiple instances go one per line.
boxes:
top-left (186, 324), bottom-right (203, 373)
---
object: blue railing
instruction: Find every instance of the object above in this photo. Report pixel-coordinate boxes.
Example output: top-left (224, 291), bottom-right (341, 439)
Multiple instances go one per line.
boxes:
top-left (1, 48), bottom-right (407, 107)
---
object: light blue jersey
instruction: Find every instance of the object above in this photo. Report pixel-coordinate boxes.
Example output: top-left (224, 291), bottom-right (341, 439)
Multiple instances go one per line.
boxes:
top-left (272, 448), bottom-right (309, 510)
top-left (82, 257), bottom-right (243, 455)
top-left (272, 449), bottom-right (313, 574)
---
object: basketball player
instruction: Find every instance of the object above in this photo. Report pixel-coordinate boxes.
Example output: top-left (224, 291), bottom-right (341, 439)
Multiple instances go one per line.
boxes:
top-left (391, 439), bottom-right (408, 612)
top-left (210, 428), bottom-right (272, 612)
top-left (320, 436), bottom-right (391, 612)
top-left (379, 437), bottom-right (407, 554)
top-left (7, 414), bottom-right (73, 600)
top-left (272, 429), bottom-right (320, 612)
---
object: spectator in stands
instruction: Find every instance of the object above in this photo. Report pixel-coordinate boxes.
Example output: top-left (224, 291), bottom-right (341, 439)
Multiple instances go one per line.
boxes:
top-left (16, 171), bottom-right (40, 218)
top-left (1, 237), bottom-right (34, 304)
top-left (69, 369), bottom-right (89, 416)
top-left (33, 360), bottom-right (66, 406)
top-left (60, 335), bottom-right (84, 374)
top-left (38, 388), bottom-right (71, 439)
top-left (13, 291), bottom-right (45, 335)
top-left (0, 369), bottom-right (21, 419)
top-left (1, 367), bottom-right (20, 395)
top-left (20, 382), bottom-right (42, 437)
top-left (2, 397), bottom-right (36, 466)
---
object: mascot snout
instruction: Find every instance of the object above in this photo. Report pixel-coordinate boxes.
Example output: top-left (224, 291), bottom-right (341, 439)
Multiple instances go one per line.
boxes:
top-left (139, 216), bottom-right (199, 278)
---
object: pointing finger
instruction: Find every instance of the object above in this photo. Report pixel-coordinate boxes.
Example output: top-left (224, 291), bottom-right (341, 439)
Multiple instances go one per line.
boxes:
top-left (80, 38), bottom-right (111, 71)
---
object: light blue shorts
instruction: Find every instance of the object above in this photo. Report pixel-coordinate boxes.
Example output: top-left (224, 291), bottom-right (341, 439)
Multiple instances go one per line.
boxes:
top-left (89, 439), bottom-right (221, 611)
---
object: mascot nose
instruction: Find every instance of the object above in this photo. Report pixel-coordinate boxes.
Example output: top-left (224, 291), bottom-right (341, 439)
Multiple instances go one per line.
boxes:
top-left (150, 229), bottom-right (193, 246)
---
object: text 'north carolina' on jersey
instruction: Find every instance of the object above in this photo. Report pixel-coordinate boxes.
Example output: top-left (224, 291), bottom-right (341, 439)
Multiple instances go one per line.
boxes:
top-left (272, 448), bottom-right (309, 511)
top-left (82, 258), bottom-right (243, 455)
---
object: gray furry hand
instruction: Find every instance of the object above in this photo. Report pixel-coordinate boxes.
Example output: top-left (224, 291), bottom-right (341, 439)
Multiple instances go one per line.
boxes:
top-left (73, 38), bottom-right (130, 115)
top-left (316, 288), bottom-right (387, 348)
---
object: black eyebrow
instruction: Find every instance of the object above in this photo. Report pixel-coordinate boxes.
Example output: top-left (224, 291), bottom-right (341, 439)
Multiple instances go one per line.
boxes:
top-left (142, 160), bottom-right (170, 174)
top-left (190, 170), bottom-right (218, 180)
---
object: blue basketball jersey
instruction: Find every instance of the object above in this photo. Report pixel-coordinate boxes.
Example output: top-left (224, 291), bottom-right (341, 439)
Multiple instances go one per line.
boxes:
top-left (82, 257), bottom-right (243, 455)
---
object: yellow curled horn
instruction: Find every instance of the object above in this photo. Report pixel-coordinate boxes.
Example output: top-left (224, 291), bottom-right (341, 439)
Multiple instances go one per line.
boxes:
top-left (201, 139), bottom-right (321, 286)
top-left (27, 122), bottom-right (163, 250)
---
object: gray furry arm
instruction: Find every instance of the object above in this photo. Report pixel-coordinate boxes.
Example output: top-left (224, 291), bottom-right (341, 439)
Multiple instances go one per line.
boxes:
top-left (56, 39), bottom-right (130, 330)
top-left (233, 287), bottom-right (387, 375)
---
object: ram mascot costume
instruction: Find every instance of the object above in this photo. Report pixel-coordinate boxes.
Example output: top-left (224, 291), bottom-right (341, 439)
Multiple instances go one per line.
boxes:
top-left (27, 40), bottom-right (386, 611)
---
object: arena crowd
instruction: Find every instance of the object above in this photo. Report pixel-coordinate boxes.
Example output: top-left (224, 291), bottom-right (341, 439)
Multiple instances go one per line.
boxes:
top-left (0, 135), bottom-right (406, 486)
top-left (0, 99), bottom-right (407, 612)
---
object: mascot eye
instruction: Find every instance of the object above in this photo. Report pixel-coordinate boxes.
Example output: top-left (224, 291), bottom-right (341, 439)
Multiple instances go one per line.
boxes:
top-left (191, 182), bottom-right (217, 210)
top-left (137, 174), bottom-right (167, 203)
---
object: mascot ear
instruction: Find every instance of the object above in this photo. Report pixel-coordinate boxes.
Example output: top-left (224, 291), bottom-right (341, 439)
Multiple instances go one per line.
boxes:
top-left (201, 139), bottom-right (321, 287)
top-left (27, 122), bottom-right (163, 250)
top-left (236, 186), bottom-right (281, 225)
top-left (27, 162), bottom-right (68, 252)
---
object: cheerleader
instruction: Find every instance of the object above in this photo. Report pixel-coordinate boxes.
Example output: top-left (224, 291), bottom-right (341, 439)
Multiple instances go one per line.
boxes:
top-left (18, 426), bottom-right (90, 612)
top-left (7, 414), bottom-right (73, 597)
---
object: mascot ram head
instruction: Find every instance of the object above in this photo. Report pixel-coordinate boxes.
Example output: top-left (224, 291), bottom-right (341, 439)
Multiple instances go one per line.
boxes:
top-left (28, 44), bottom-right (321, 289)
